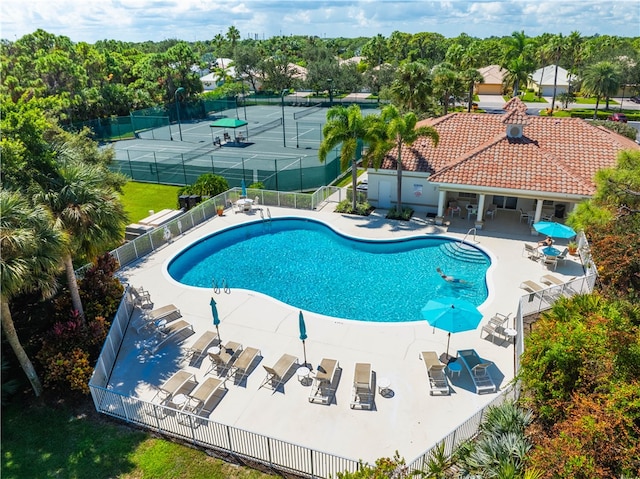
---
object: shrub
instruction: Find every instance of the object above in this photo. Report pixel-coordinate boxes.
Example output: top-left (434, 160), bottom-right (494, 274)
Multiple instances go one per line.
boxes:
top-left (178, 173), bottom-right (229, 197)
top-left (386, 207), bottom-right (414, 220)
top-left (334, 199), bottom-right (373, 216)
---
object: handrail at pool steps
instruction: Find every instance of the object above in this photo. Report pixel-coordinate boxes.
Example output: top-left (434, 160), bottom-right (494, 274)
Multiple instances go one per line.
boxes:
top-left (77, 186), bottom-right (338, 275)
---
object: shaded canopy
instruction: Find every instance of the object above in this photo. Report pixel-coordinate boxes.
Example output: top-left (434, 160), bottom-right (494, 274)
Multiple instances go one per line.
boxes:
top-left (210, 118), bottom-right (248, 129)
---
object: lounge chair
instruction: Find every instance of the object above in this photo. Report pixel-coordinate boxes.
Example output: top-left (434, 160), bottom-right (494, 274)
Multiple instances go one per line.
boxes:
top-left (144, 319), bottom-right (194, 354)
top-left (259, 353), bottom-right (298, 391)
top-left (522, 243), bottom-right (541, 260)
top-left (519, 280), bottom-right (544, 293)
top-left (153, 369), bottom-right (197, 403)
top-left (457, 349), bottom-right (497, 394)
top-left (555, 248), bottom-right (569, 264)
top-left (187, 330), bottom-right (218, 362)
top-left (229, 347), bottom-right (261, 382)
top-left (308, 358), bottom-right (339, 404)
top-left (134, 303), bottom-right (182, 334)
top-left (208, 341), bottom-right (242, 376)
top-left (350, 362), bottom-right (374, 409)
top-left (183, 377), bottom-right (227, 415)
top-left (421, 351), bottom-right (450, 396)
top-left (480, 312), bottom-right (511, 344)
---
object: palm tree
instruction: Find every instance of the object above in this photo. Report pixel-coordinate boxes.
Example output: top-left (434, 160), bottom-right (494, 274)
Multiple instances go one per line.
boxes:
top-left (318, 105), bottom-right (379, 211)
top-left (1, 189), bottom-right (65, 397)
top-left (542, 33), bottom-right (568, 110)
top-left (501, 31), bottom-right (534, 96)
top-left (581, 61), bottom-right (621, 119)
top-left (389, 61), bottom-right (433, 113)
top-left (34, 161), bottom-right (128, 320)
top-left (376, 105), bottom-right (439, 215)
top-left (460, 68), bottom-right (484, 112)
top-left (503, 57), bottom-right (532, 97)
top-left (431, 62), bottom-right (460, 115)
top-left (226, 26), bottom-right (240, 56)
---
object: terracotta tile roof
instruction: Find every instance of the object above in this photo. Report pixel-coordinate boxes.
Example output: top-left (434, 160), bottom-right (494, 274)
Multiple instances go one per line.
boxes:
top-left (477, 65), bottom-right (506, 85)
top-left (380, 99), bottom-right (639, 197)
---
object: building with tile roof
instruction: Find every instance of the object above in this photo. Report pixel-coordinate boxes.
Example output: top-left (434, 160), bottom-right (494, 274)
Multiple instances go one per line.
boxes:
top-left (476, 65), bottom-right (507, 95)
top-left (366, 98), bottom-right (639, 229)
top-left (531, 65), bottom-right (573, 96)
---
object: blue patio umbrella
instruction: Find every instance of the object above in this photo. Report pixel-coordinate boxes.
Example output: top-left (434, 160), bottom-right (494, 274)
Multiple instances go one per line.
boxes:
top-left (421, 297), bottom-right (483, 361)
top-left (533, 221), bottom-right (576, 239)
top-left (210, 297), bottom-right (221, 343)
top-left (241, 179), bottom-right (247, 197)
top-left (299, 311), bottom-right (308, 367)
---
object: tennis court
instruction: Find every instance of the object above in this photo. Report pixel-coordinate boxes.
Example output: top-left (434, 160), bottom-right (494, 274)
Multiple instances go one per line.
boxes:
top-left (111, 104), bottom-right (379, 191)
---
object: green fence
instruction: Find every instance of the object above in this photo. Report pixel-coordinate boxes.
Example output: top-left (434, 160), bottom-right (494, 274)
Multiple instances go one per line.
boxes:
top-left (110, 147), bottom-right (341, 191)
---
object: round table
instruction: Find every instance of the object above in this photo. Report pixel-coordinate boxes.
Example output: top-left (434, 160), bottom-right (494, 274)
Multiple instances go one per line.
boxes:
top-left (172, 393), bottom-right (187, 408)
top-left (504, 327), bottom-right (518, 339)
top-left (378, 377), bottom-right (391, 395)
top-left (542, 246), bottom-right (561, 257)
top-left (296, 366), bottom-right (311, 385)
top-left (208, 346), bottom-right (221, 355)
top-left (447, 361), bottom-right (462, 378)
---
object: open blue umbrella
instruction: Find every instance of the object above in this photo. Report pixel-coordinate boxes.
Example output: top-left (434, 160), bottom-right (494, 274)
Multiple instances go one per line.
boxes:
top-left (533, 221), bottom-right (576, 239)
top-left (241, 179), bottom-right (247, 197)
top-left (210, 297), bottom-right (221, 343)
top-left (298, 311), bottom-right (308, 367)
top-left (421, 297), bottom-right (483, 361)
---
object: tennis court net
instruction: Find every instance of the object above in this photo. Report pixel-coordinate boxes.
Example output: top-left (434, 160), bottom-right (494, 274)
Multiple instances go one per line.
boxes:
top-left (293, 104), bottom-right (322, 120)
top-left (247, 117), bottom-right (282, 139)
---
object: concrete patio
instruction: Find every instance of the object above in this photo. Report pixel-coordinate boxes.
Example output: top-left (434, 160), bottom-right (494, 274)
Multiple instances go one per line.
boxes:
top-left (108, 202), bottom-right (585, 465)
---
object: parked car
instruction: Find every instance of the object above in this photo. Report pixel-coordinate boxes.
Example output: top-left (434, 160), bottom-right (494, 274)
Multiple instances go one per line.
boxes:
top-left (609, 113), bottom-right (628, 123)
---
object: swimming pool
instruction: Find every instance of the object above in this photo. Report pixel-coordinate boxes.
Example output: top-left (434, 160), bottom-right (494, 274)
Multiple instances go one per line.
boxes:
top-left (167, 217), bottom-right (490, 322)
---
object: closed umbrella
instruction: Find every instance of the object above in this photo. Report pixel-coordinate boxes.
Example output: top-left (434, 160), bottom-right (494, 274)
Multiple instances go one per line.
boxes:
top-left (210, 297), bottom-right (221, 343)
top-left (533, 221), bottom-right (576, 239)
top-left (421, 297), bottom-right (483, 362)
top-left (298, 311), bottom-right (308, 367)
top-left (241, 179), bottom-right (247, 197)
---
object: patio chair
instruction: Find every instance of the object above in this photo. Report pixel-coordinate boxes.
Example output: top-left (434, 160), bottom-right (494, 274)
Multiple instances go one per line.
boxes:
top-left (187, 330), bottom-right (218, 363)
top-left (519, 280), bottom-right (544, 294)
top-left (542, 254), bottom-right (558, 271)
top-left (144, 319), bottom-right (194, 354)
top-left (518, 209), bottom-right (530, 223)
top-left (309, 358), bottom-right (339, 404)
top-left (350, 362), bottom-right (374, 409)
top-left (555, 248), bottom-right (569, 264)
top-left (129, 286), bottom-right (152, 309)
top-left (208, 341), bottom-right (242, 376)
top-left (183, 377), bottom-right (227, 415)
top-left (480, 312), bottom-right (511, 344)
top-left (134, 303), bottom-right (182, 334)
top-left (229, 347), bottom-right (261, 382)
top-left (153, 369), bottom-right (197, 403)
top-left (259, 353), bottom-right (298, 391)
top-left (457, 349), bottom-right (497, 394)
top-left (421, 351), bottom-right (450, 396)
top-left (223, 132), bottom-right (231, 142)
top-left (522, 243), bottom-right (541, 260)
top-left (485, 204), bottom-right (497, 220)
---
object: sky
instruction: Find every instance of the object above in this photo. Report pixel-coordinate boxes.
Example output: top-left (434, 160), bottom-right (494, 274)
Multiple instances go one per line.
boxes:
top-left (1, 0), bottom-right (639, 44)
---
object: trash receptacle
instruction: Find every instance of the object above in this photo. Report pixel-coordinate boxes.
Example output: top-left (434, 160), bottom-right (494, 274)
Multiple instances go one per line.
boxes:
top-left (188, 195), bottom-right (201, 209)
top-left (178, 195), bottom-right (190, 210)
top-left (554, 203), bottom-right (566, 219)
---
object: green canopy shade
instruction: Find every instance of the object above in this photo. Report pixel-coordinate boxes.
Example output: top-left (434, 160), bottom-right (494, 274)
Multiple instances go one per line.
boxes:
top-left (210, 118), bottom-right (248, 128)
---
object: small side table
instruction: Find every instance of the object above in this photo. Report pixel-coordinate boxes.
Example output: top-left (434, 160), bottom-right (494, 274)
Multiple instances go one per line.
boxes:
top-left (447, 361), bottom-right (462, 378)
top-left (378, 377), bottom-right (391, 396)
top-left (296, 366), bottom-right (311, 386)
top-left (172, 393), bottom-right (188, 409)
top-left (504, 328), bottom-right (517, 339)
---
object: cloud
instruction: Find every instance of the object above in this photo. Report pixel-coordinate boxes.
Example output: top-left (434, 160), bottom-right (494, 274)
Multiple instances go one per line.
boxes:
top-left (1, 0), bottom-right (638, 43)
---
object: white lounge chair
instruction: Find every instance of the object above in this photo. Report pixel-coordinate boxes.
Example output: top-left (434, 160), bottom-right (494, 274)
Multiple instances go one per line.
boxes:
top-left (308, 358), bottom-right (339, 405)
top-left (480, 312), bottom-right (511, 344)
top-left (133, 304), bottom-right (182, 334)
top-left (522, 243), bottom-right (541, 260)
top-left (457, 349), bottom-right (497, 394)
top-left (259, 353), bottom-right (298, 391)
top-left (421, 351), bottom-right (450, 396)
top-left (229, 347), bottom-right (261, 382)
top-left (153, 369), bottom-right (197, 404)
top-left (187, 330), bottom-right (218, 362)
top-left (208, 341), bottom-right (242, 376)
top-left (184, 377), bottom-right (227, 415)
top-left (350, 362), bottom-right (374, 409)
top-left (129, 286), bottom-right (152, 309)
top-left (144, 319), bottom-right (194, 354)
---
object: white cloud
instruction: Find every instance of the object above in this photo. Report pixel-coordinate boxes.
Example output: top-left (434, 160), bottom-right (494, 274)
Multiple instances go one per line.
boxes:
top-left (1, 0), bottom-right (638, 43)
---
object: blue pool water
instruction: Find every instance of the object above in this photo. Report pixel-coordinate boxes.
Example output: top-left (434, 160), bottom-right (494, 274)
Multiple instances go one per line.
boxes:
top-left (167, 218), bottom-right (490, 323)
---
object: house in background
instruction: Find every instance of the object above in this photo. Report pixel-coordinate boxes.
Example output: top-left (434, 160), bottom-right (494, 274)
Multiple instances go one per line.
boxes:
top-left (476, 65), bottom-right (506, 95)
top-left (531, 65), bottom-right (573, 97)
top-left (365, 98), bottom-right (639, 231)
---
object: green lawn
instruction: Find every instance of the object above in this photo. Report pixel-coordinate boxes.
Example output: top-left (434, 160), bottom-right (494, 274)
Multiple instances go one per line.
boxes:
top-left (121, 181), bottom-right (182, 224)
top-left (1, 402), bottom-right (275, 479)
top-left (574, 97), bottom-right (618, 105)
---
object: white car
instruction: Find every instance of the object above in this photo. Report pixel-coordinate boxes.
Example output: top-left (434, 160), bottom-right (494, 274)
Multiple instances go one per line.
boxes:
top-left (356, 178), bottom-right (368, 192)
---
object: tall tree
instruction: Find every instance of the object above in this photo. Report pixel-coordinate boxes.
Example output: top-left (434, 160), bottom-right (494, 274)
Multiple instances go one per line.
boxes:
top-left (501, 31), bottom-right (534, 96)
top-left (318, 105), bottom-right (380, 211)
top-left (376, 105), bottom-right (439, 215)
top-left (581, 61), bottom-right (621, 118)
top-left (542, 33), bottom-right (568, 109)
top-left (389, 61), bottom-right (433, 113)
top-left (431, 62), bottom-right (462, 115)
top-left (460, 68), bottom-right (484, 112)
top-left (1, 189), bottom-right (65, 397)
top-left (226, 26), bottom-right (241, 56)
top-left (33, 159), bottom-right (127, 320)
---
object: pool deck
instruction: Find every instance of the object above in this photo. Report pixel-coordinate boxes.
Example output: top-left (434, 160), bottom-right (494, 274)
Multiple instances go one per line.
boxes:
top-left (110, 203), bottom-right (584, 464)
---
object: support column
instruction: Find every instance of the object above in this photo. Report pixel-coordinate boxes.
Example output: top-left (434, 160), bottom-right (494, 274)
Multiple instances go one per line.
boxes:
top-left (435, 190), bottom-right (447, 225)
top-left (475, 194), bottom-right (486, 230)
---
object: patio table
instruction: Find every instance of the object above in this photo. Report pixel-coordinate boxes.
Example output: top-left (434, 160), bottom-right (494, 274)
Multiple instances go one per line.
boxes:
top-left (541, 246), bottom-right (561, 256)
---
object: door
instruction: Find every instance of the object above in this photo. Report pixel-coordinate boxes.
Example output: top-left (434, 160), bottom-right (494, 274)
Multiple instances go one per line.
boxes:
top-left (379, 181), bottom-right (391, 208)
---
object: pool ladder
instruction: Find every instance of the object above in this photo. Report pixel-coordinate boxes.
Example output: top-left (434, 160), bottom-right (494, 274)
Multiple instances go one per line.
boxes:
top-left (259, 208), bottom-right (272, 223)
top-left (212, 278), bottom-right (231, 294)
top-left (459, 228), bottom-right (478, 247)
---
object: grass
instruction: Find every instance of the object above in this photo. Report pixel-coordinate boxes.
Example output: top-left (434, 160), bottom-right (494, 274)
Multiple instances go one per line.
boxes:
top-left (335, 169), bottom-right (366, 188)
top-left (121, 182), bottom-right (182, 223)
top-left (574, 97), bottom-right (618, 105)
top-left (1, 401), bottom-right (275, 479)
